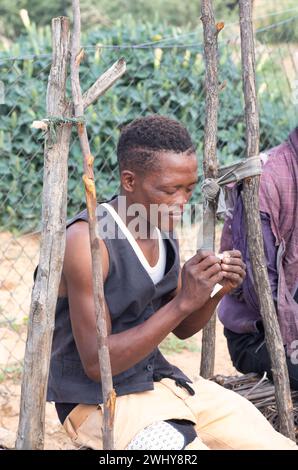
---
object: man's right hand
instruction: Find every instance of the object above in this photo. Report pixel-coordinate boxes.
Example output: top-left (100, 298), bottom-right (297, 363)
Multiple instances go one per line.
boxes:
top-left (176, 250), bottom-right (223, 314)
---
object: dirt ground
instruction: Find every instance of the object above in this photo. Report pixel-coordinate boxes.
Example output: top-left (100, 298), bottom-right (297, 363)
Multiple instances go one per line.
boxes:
top-left (0, 228), bottom-right (237, 449)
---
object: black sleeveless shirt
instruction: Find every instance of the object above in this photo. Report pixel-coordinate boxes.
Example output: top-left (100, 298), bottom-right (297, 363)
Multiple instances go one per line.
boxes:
top-left (47, 204), bottom-right (192, 408)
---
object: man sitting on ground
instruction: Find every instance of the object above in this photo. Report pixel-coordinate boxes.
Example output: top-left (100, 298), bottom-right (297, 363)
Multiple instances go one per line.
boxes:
top-left (46, 116), bottom-right (297, 450)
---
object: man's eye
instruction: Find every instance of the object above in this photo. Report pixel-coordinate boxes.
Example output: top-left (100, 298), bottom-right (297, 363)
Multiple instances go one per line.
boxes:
top-left (164, 190), bottom-right (176, 195)
top-left (159, 188), bottom-right (176, 195)
top-left (186, 185), bottom-right (196, 193)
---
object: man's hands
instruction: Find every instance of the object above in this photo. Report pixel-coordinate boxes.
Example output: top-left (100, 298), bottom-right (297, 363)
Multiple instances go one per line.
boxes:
top-left (176, 249), bottom-right (246, 315)
top-left (176, 250), bottom-right (223, 314)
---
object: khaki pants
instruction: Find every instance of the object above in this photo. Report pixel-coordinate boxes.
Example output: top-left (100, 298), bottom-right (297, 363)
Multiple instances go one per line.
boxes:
top-left (63, 377), bottom-right (297, 450)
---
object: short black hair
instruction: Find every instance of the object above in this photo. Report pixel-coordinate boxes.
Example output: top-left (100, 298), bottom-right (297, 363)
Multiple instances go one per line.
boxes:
top-left (117, 115), bottom-right (196, 174)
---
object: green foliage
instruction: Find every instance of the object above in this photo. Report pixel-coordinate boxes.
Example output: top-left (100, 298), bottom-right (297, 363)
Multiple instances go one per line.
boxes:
top-left (0, 364), bottom-right (23, 384)
top-left (160, 333), bottom-right (200, 355)
top-left (0, 17), bottom-right (296, 232)
top-left (0, 0), bottom-right (239, 40)
top-left (0, 0), bottom-right (70, 38)
top-left (1, 0), bottom-right (298, 44)
top-left (255, 0), bottom-right (298, 44)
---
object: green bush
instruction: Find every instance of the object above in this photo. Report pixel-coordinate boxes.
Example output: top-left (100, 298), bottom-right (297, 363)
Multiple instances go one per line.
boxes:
top-left (255, 0), bottom-right (298, 44)
top-left (0, 0), bottom-right (239, 39)
top-left (0, 17), bottom-right (296, 232)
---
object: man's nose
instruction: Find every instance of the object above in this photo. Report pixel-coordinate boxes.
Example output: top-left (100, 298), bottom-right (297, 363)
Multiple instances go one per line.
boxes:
top-left (173, 199), bottom-right (187, 211)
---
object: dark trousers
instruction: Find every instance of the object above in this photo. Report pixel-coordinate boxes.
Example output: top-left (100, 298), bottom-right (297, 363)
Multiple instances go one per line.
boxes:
top-left (224, 325), bottom-right (298, 391)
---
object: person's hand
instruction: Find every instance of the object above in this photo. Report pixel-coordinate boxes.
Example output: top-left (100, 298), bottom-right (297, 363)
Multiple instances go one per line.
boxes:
top-left (176, 250), bottom-right (224, 314)
top-left (219, 250), bottom-right (246, 294)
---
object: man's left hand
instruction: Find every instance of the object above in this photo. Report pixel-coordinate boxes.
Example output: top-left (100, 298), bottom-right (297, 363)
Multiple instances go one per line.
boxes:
top-left (219, 250), bottom-right (246, 294)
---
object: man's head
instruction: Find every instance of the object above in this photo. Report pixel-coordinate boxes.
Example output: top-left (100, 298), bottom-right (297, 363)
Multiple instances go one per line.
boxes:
top-left (116, 115), bottom-right (198, 230)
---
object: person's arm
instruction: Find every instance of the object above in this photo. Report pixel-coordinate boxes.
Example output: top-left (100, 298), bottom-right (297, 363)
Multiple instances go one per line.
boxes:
top-left (63, 222), bottom-right (225, 382)
top-left (172, 250), bottom-right (246, 339)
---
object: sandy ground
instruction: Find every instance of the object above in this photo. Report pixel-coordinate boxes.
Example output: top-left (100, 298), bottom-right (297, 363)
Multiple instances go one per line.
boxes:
top-left (0, 228), bottom-right (237, 449)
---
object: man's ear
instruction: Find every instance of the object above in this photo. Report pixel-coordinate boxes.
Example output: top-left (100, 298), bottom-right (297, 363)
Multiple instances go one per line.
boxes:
top-left (120, 170), bottom-right (137, 193)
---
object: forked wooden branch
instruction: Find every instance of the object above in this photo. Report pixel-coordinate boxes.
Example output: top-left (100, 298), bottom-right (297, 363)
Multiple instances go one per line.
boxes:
top-left (16, 17), bottom-right (72, 450)
top-left (83, 57), bottom-right (126, 109)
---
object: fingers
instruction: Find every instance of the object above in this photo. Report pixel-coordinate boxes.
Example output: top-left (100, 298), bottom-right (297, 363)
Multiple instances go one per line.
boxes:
top-left (220, 250), bottom-right (246, 289)
top-left (222, 257), bottom-right (245, 267)
top-left (221, 262), bottom-right (246, 276)
top-left (220, 250), bottom-right (245, 271)
top-left (189, 250), bottom-right (215, 265)
top-left (189, 249), bottom-right (221, 268)
top-left (193, 249), bottom-right (242, 262)
top-left (209, 271), bottom-right (225, 285)
top-left (187, 249), bottom-right (246, 284)
top-left (204, 262), bottom-right (223, 279)
top-left (222, 271), bottom-right (245, 283)
top-left (222, 250), bottom-right (242, 260)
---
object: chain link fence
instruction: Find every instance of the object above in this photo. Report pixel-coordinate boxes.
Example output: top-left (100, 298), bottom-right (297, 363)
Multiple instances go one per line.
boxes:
top-left (0, 11), bottom-right (297, 448)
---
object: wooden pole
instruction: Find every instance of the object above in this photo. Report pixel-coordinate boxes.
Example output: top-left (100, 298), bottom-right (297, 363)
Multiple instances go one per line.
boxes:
top-left (199, 0), bottom-right (223, 378)
top-left (71, 0), bottom-right (121, 450)
top-left (239, 0), bottom-right (295, 440)
top-left (16, 17), bottom-right (72, 449)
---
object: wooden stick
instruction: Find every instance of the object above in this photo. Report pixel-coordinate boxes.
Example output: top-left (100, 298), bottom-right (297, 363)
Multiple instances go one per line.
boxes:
top-left (199, 0), bottom-right (222, 378)
top-left (83, 57), bottom-right (126, 109)
top-left (71, 0), bottom-right (117, 450)
top-left (16, 17), bottom-right (72, 449)
top-left (239, 0), bottom-right (295, 440)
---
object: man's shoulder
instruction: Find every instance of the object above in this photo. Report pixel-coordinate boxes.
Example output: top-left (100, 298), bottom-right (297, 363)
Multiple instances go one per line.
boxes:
top-left (66, 208), bottom-right (88, 228)
top-left (66, 218), bottom-right (89, 246)
top-left (65, 217), bottom-right (110, 281)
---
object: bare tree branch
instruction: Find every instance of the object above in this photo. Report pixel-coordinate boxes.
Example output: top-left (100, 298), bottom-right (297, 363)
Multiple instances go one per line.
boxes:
top-left (71, 0), bottom-right (117, 450)
top-left (16, 17), bottom-right (71, 450)
top-left (239, 0), bottom-right (295, 441)
top-left (83, 57), bottom-right (126, 109)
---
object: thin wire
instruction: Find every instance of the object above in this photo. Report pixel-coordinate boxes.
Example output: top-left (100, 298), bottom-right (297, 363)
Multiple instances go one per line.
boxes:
top-left (0, 11), bottom-right (297, 61)
top-left (0, 52), bottom-right (52, 63)
top-left (83, 15), bottom-right (298, 50)
top-left (131, 5), bottom-right (298, 48)
top-left (254, 14), bottom-right (298, 34)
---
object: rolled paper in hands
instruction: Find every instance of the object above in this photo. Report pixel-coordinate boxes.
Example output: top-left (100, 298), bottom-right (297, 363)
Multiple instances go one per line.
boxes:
top-left (210, 253), bottom-right (224, 298)
top-left (210, 283), bottom-right (223, 298)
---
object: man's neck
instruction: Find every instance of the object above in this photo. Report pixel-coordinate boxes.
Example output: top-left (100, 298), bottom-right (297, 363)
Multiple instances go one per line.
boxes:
top-left (108, 195), bottom-right (157, 240)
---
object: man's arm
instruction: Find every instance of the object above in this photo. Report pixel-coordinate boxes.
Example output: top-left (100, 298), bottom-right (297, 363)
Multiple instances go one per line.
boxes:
top-left (172, 250), bottom-right (246, 339)
top-left (64, 222), bottom-right (224, 382)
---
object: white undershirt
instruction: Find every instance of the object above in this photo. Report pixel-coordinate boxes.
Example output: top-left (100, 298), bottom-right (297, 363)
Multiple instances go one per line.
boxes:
top-left (101, 203), bottom-right (167, 285)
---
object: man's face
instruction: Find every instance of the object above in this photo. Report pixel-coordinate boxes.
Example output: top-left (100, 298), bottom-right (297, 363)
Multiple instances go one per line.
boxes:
top-left (124, 151), bottom-right (198, 231)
